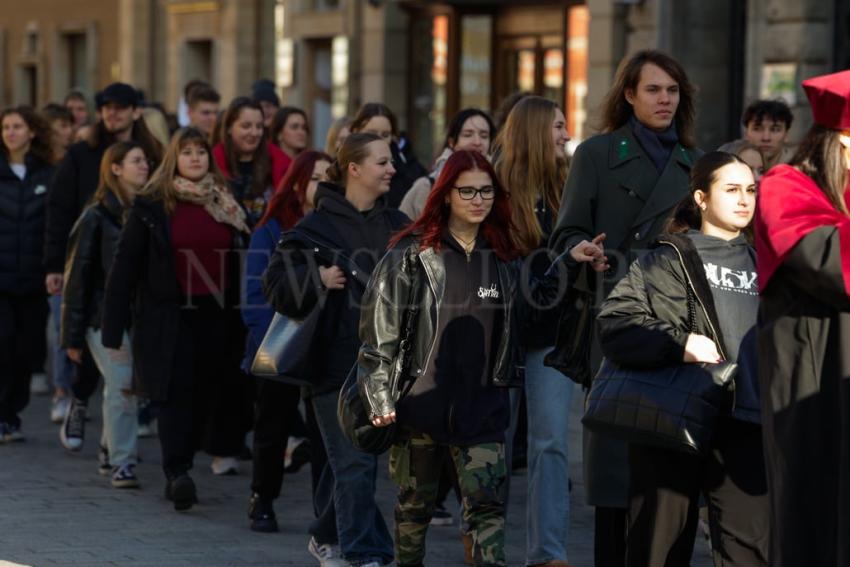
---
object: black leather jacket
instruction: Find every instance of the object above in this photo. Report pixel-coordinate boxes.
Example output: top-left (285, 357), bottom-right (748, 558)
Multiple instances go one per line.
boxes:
top-left (61, 192), bottom-right (125, 349)
top-left (357, 239), bottom-right (576, 421)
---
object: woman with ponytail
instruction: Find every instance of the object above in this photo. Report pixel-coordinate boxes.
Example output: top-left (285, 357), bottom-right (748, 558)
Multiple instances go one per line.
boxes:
top-left (263, 132), bottom-right (407, 567)
top-left (598, 151), bottom-right (767, 566)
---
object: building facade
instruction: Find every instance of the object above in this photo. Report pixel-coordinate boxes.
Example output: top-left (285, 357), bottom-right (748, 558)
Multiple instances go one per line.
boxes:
top-left (0, 0), bottom-right (845, 159)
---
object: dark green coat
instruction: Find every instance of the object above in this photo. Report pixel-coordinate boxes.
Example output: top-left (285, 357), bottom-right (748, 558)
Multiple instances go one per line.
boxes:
top-left (550, 124), bottom-right (702, 507)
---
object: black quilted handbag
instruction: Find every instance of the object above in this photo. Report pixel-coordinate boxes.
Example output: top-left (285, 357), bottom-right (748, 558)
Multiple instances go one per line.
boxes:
top-left (582, 287), bottom-right (736, 455)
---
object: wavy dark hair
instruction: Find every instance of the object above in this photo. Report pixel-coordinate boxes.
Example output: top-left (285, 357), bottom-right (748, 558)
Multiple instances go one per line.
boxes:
top-left (270, 106), bottom-right (309, 150)
top-left (220, 96), bottom-right (271, 198)
top-left (390, 150), bottom-right (518, 261)
top-left (87, 114), bottom-right (163, 165)
top-left (350, 103), bottom-right (398, 137)
top-left (0, 106), bottom-right (55, 164)
top-left (443, 108), bottom-right (496, 153)
top-left (666, 151), bottom-right (749, 234)
top-left (258, 149), bottom-right (332, 229)
top-left (600, 50), bottom-right (697, 148)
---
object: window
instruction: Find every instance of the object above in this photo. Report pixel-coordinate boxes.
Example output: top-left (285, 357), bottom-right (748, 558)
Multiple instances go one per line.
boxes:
top-left (410, 14), bottom-right (448, 157)
top-left (64, 33), bottom-right (88, 91)
top-left (184, 40), bottom-right (213, 84)
top-left (460, 15), bottom-right (492, 111)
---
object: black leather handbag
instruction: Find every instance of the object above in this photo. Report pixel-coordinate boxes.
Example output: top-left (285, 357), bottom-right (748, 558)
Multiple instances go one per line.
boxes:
top-left (543, 267), bottom-right (595, 387)
top-left (582, 283), bottom-right (736, 455)
top-left (250, 307), bottom-right (322, 385)
top-left (338, 250), bottom-right (422, 455)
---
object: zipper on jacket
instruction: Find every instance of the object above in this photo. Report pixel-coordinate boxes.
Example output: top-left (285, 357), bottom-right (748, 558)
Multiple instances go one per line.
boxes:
top-left (419, 252), bottom-right (440, 378)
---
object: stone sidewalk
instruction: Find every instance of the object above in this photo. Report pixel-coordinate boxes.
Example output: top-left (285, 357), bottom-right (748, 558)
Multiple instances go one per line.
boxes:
top-left (0, 391), bottom-right (712, 566)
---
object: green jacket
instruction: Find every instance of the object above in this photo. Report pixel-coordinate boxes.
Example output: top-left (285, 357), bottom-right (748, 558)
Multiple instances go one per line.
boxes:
top-left (551, 123), bottom-right (702, 283)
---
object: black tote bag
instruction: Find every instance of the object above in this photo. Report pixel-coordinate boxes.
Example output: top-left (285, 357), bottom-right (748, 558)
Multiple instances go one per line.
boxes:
top-left (250, 306), bottom-right (323, 386)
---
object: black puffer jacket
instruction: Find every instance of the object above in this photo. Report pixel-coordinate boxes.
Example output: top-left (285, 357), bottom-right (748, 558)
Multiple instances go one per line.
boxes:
top-left (263, 183), bottom-right (409, 394)
top-left (61, 192), bottom-right (126, 349)
top-left (597, 232), bottom-right (760, 423)
top-left (357, 237), bottom-right (577, 441)
top-left (0, 153), bottom-right (56, 294)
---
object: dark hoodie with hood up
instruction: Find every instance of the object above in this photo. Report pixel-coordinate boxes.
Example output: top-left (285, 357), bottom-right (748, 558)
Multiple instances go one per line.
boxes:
top-left (263, 182), bottom-right (409, 393)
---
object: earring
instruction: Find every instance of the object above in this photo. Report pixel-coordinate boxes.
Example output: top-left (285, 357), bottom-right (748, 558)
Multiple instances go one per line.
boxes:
top-left (700, 204), bottom-right (707, 211)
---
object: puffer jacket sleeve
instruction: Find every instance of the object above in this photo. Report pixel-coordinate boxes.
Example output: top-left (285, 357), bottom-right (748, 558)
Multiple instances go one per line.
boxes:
top-left (44, 149), bottom-right (80, 273)
top-left (60, 209), bottom-right (99, 349)
top-left (356, 248), bottom-right (411, 419)
top-left (597, 254), bottom-right (689, 368)
top-left (262, 236), bottom-right (324, 319)
top-left (101, 205), bottom-right (147, 349)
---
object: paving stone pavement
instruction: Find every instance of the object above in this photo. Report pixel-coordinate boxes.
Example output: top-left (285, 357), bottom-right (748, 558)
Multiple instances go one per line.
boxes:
top-left (0, 391), bottom-right (712, 567)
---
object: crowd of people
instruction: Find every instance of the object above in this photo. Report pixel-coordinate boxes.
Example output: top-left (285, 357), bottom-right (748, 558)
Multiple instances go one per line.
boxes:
top-left (1, 49), bottom-right (849, 567)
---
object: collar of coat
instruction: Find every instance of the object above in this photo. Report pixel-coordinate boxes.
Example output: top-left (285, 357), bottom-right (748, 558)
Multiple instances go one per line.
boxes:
top-left (608, 123), bottom-right (695, 170)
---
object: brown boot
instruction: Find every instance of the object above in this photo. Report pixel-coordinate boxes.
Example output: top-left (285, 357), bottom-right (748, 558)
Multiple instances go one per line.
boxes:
top-left (462, 533), bottom-right (473, 565)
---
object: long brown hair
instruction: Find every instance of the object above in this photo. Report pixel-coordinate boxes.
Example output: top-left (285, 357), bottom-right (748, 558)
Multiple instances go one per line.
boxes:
top-left (492, 96), bottom-right (566, 255)
top-left (790, 124), bottom-right (850, 216)
top-left (87, 115), bottom-right (164, 165)
top-left (0, 106), bottom-right (54, 164)
top-left (93, 141), bottom-right (145, 206)
top-left (350, 103), bottom-right (398, 137)
top-left (600, 50), bottom-right (697, 148)
top-left (140, 128), bottom-right (227, 214)
top-left (221, 97), bottom-right (271, 198)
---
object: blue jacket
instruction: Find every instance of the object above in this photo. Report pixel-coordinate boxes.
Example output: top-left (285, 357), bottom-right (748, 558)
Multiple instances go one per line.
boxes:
top-left (241, 219), bottom-right (282, 372)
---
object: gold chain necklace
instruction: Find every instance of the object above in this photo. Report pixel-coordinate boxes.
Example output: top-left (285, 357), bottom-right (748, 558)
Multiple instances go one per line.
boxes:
top-left (449, 230), bottom-right (476, 260)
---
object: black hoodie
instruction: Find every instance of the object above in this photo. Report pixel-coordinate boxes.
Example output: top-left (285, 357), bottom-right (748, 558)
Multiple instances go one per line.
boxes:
top-left (263, 182), bottom-right (409, 391)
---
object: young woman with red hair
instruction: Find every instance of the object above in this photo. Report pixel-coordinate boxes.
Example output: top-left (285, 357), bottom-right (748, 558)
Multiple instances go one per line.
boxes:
top-left (358, 150), bottom-right (603, 566)
top-left (241, 150), bottom-right (334, 539)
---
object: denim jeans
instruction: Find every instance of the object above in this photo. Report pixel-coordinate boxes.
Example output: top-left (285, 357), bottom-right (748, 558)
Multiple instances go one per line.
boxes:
top-left (48, 294), bottom-right (74, 392)
top-left (310, 389), bottom-right (393, 566)
top-left (85, 328), bottom-right (138, 466)
top-left (524, 347), bottom-right (575, 565)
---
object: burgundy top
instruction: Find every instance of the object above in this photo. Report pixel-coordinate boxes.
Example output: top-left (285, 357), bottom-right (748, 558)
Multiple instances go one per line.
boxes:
top-left (171, 202), bottom-right (232, 296)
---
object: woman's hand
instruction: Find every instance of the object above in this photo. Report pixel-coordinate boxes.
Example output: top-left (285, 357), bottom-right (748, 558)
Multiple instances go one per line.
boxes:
top-left (319, 265), bottom-right (346, 290)
top-left (570, 233), bottom-right (609, 272)
top-left (45, 273), bottom-right (64, 295)
top-left (683, 334), bottom-right (722, 363)
top-left (66, 348), bottom-right (82, 364)
top-left (371, 412), bottom-right (397, 427)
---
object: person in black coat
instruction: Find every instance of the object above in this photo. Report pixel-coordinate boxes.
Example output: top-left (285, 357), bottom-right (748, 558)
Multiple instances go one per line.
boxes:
top-left (101, 128), bottom-right (249, 511)
top-left (0, 106), bottom-right (56, 441)
top-left (60, 141), bottom-right (151, 487)
top-left (349, 103), bottom-right (427, 208)
top-left (263, 133), bottom-right (406, 567)
top-left (598, 152), bottom-right (766, 566)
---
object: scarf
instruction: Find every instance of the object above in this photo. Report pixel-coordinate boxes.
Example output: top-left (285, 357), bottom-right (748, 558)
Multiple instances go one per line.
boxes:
top-left (172, 174), bottom-right (250, 234)
top-left (630, 114), bottom-right (679, 173)
top-left (755, 164), bottom-right (850, 295)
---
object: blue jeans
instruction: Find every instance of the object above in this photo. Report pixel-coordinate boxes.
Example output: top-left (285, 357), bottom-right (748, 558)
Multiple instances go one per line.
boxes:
top-left (48, 294), bottom-right (74, 392)
top-left (310, 389), bottom-right (393, 566)
top-left (525, 347), bottom-right (575, 565)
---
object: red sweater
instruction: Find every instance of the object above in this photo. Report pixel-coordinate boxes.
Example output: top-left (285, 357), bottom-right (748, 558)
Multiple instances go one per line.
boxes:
top-left (171, 202), bottom-right (232, 296)
top-left (211, 141), bottom-right (291, 188)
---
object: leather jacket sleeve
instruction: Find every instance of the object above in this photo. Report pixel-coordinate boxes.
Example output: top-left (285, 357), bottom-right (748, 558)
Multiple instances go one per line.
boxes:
top-left (356, 248), bottom-right (412, 419)
top-left (262, 239), bottom-right (324, 320)
top-left (597, 254), bottom-right (689, 368)
top-left (101, 206), bottom-right (147, 349)
top-left (60, 209), bottom-right (99, 349)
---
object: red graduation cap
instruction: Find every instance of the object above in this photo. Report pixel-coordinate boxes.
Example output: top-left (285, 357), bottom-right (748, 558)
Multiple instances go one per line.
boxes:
top-left (802, 69), bottom-right (850, 130)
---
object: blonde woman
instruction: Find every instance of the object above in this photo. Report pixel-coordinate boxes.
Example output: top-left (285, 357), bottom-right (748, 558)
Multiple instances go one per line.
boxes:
top-left (492, 96), bottom-right (577, 567)
top-left (61, 141), bottom-right (150, 487)
top-left (101, 128), bottom-right (250, 511)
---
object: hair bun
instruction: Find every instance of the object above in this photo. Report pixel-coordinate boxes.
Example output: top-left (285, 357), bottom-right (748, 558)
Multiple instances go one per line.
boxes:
top-left (326, 160), bottom-right (343, 184)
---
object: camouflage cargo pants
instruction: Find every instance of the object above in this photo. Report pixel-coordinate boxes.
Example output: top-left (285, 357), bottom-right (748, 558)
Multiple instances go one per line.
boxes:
top-left (389, 434), bottom-right (507, 566)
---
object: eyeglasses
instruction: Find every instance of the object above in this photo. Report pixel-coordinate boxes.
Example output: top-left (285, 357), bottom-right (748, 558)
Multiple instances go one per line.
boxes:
top-left (454, 186), bottom-right (496, 200)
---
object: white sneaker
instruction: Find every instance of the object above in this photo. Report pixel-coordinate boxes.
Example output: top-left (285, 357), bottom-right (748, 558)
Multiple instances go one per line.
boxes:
top-left (137, 420), bottom-right (156, 438)
top-left (50, 396), bottom-right (71, 423)
top-left (210, 456), bottom-right (239, 476)
top-left (308, 536), bottom-right (350, 566)
top-left (30, 373), bottom-right (49, 395)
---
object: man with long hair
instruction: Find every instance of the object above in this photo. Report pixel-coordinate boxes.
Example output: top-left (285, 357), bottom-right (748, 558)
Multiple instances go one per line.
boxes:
top-left (549, 50), bottom-right (703, 567)
top-left (44, 81), bottom-right (163, 453)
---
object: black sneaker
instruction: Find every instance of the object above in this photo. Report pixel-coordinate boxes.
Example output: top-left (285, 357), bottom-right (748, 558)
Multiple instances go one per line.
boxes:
top-left (430, 504), bottom-right (453, 526)
top-left (2, 422), bottom-right (25, 443)
top-left (283, 439), bottom-right (312, 473)
top-left (98, 445), bottom-right (111, 476)
top-left (166, 474), bottom-right (197, 511)
top-left (60, 399), bottom-right (86, 451)
top-left (248, 493), bottom-right (279, 533)
top-left (111, 464), bottom-right (140, 488)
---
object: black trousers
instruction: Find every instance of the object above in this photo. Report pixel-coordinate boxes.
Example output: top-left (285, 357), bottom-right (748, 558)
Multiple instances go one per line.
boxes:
top-left (0, 293), bottom-right (48, 426)
top-left (626, 419), bottom-right (769, 567)
top-left (155, 296), bottom-right (245, 477)
top-left (596, 507), bottom-right (628, 567)
top-left (70, 346), bottom-right (101, 402)
top-left (250, 376), bottom-right (301, 500)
